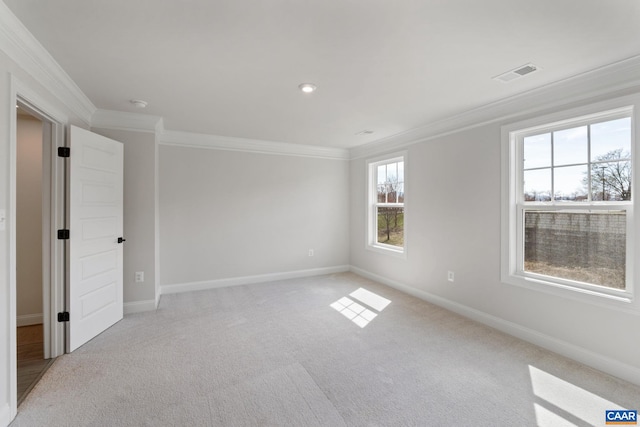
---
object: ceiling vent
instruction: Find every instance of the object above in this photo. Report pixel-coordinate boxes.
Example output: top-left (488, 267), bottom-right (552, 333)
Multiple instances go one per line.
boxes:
top-left (493, 63), bottom-right (539, 83)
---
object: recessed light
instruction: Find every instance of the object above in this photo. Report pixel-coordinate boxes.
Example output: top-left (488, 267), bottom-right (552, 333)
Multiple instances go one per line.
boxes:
top-left (130, 99), bottom-right (148, 108)
top-left (298, 83), bottom-right (317, 93)
top-left (356, 130), bottom-right (374, 135)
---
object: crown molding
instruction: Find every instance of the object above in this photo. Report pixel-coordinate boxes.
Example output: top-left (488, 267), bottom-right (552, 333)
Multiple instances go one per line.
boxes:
top-left (91, 109), bottom-right (164, 134)
top-left (350, 55), bottom-right (640, 159)
top-left (12, 74), bottom-right (68, 124)
top-left (160, 130), bottom-right (350, 160)
top-left (0, 3), bottom-right (95, 125)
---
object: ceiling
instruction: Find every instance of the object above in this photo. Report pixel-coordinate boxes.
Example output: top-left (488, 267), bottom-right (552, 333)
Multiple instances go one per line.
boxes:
top-left (5, 0), bottom-right (640, 149)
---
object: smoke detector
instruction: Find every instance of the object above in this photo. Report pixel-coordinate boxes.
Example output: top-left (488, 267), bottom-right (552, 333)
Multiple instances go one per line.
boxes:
top-left (130, 99), bottom-right (148, 108)
top-left (493, 63), bottom-right (540, 83)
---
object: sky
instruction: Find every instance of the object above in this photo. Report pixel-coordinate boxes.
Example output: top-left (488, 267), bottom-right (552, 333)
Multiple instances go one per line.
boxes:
top-left (523, 117), bottom-right (631, 200)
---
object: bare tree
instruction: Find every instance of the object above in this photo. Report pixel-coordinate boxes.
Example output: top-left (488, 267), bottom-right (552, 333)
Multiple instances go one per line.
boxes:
top-left (586, 149), bottom-right (631, 201)
top-left (377, 172), bottom-right (404, 243)
top-left (378, 207), bottom-right (393, 242)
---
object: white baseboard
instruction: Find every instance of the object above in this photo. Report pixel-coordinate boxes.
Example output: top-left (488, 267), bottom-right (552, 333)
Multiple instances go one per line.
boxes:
top-left (160, 265), bottom-right (351, 295)
top-left (16, 313), bottom-right (43, 327)
top-left (350, 266), bottom-right (640, 387)
top-left (124, 299), bottom-right (157, 315)
top-left (0, 402), bottom-right (12, 427)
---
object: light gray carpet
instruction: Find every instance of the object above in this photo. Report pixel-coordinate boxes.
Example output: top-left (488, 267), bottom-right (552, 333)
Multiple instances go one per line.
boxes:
top-left (10, 273), bottom-right (640, 426)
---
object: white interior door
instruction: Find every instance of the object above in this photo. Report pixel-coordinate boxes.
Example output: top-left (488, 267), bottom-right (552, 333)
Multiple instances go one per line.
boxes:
top-left (68, 125), bottom-right (123, 352)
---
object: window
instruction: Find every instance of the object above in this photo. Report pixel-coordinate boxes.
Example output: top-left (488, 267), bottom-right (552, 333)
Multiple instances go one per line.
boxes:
top-left (367, 154), bottom-right (406, 255)
top-left (502, 99), bottom-right (636, 304)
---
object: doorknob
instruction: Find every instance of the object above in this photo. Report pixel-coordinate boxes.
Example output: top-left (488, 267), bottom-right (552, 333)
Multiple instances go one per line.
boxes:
top-left (117, 237), bottom-right (126, 244)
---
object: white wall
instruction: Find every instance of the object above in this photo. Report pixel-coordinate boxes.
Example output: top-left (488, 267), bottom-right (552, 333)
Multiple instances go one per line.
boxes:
top-left (16, 116), bottom-right (42, 323)
top-left (92, 128), bottom-right (158, 310)
top-left (159, 145), bottom-right (349, 288)
top-left (349, 99), bottom-right (640, 382)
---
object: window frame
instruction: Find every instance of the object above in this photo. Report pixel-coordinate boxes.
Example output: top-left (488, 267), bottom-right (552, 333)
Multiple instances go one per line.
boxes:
top-left (366, 152), bottom-right (407, 258)
top-left (501, 96), bottom-right (638, 309)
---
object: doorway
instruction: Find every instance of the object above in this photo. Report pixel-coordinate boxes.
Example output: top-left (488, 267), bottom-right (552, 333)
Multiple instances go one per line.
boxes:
top-left (10, 90), bottom-right (124, 418)
top-left (16, 106), bottom-right (50, 405)
top-left (14, 101), bottom-right (64, 405)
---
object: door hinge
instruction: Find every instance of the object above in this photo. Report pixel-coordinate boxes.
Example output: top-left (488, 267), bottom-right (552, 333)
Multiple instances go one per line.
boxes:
top-left (57, 312), bottom-right (70, 322)
top-left (57, 229), bottom-right (70, 240)
top-left (58, 147), bottom-right (70, 158)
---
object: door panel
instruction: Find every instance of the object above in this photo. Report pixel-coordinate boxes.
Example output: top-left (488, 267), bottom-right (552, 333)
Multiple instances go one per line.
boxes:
top-left (68, 126), bottom-right (123, 352)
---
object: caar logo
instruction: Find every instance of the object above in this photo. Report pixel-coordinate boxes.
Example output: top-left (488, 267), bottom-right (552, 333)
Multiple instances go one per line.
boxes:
top-left (606, 410), bottom-right (637, 425)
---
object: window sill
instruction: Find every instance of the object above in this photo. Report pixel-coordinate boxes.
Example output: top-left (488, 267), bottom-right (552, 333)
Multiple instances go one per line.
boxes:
top-left (366, 243), bottom-right (407, 259)
top-left (502, 271), bottom-right (638, 313)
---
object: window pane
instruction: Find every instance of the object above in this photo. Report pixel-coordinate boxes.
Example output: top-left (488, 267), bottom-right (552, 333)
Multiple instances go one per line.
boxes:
top-left (524, 210), bottom-right (626, 289)
top-left (377, 185), bottom-right (386, 203)
top-left (524, 168), bottom-right (551, 201)
top-left (387, 162), bottom-right (398, 183)
top-left (377, 161), bottom-right (403, 203)
top-left (377, 206), bottom-right (404, 247)
top-left (396, 161), bottom-right (404, 203)
top-left (553, 165), bottom-right (588, 201)
top-left (523, 133), bottom-right (551, 169)
top-left (591, 160), bottom-right (632, 201)
top-left (553, 126), bottom-right (587, 166)
top-left (377, 165), bottom-right (387, 202)
top-left (377, 164), bottom-right (387, 184)
top-left (591, 117), bottom-right (631, 162)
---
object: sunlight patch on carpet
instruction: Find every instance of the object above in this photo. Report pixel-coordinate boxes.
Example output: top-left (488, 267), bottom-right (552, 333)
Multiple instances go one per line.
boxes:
top-left (330, 288), bottom-right (390, 328)
top-left (529, 365), bottom-right (629, 426)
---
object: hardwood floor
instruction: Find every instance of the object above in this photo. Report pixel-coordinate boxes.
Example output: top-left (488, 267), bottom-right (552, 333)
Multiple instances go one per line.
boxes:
top-left (17, 324), bottom-right (54, 406)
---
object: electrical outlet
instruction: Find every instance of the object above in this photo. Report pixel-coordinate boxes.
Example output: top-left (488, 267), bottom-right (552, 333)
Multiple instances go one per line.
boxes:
top-left (308, 249), bottom-right (314, 257)
top-left (135, 271), bottom-right (144, 283)
top-left (447, 271), bottom-right (455, 282)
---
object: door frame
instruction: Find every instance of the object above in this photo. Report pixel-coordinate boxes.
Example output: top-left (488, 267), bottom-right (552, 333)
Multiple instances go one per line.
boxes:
top-left (9, 75), bottom-right (67, 417)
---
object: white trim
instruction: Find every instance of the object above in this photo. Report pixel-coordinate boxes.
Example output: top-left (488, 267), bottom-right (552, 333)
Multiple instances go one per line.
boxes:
top-left (11, 76), bottom-right (68, 126)
top-left (160, 265), bottom-right (350, 295)
top-left (41, 119), bottom-right (52, 360)
top-left (154, 131), bottom-right (161, 311)
top-left (366, 152), bottom-right (407, 258)
top-left (16, 313), bottom-right (43, 327)
top-left (349, 266), bottom-right (640, 387)
top-left (155, 290), bottom-right (161, 309)
top-left (8, 74), bottom-right (19, 422)
top-left (13, 78), bottom-right (67, 359)
top-left (160, 130), bottom-right (350, 160)
top-left (92, 109), bottom-right (164, 134)
top-left (9, 76), bottom-right (68, 422)
top-left (124, 300), bottom-right (156, 315)
top-left (0, 2), bottom-right (95, 125)
top-left (365, 243), bottom-right (406, 259)
top-left (501, 94), bottom-right (640, 311)
top-left (0, 403), bottom-right (11, 427)
top-left (350, 55), bottom-right (640, 160)
top-left (501, 95), bottom-right (640, 140)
